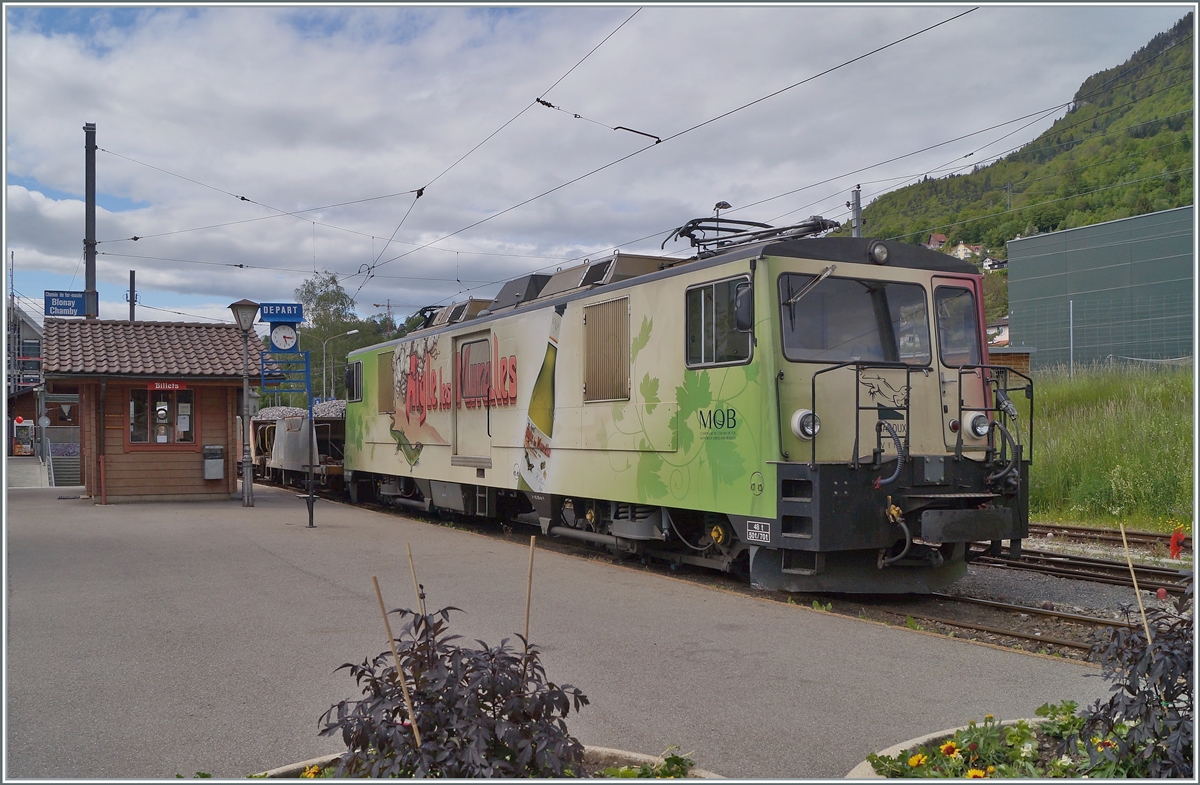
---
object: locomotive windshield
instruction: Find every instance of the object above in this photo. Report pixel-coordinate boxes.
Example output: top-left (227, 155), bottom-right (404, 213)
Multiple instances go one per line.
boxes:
top-left (934, 286), bottom-right (982, 367)
top-left (778, 274), bottom-right (931, 364)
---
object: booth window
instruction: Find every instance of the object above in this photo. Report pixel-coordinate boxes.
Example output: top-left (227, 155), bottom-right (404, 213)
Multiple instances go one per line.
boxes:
top-left (130, 389), bottom-right (195, 444)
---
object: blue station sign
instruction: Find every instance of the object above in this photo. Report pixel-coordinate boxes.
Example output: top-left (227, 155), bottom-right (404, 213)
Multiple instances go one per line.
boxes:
top-left (44, 291), bottom-right (86, 317)
top-left (258, 302), bottom-right (304, 323)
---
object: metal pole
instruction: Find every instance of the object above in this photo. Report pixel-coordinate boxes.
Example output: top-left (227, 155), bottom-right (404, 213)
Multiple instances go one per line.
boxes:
top-left (84, 123), bottom-right (98, 319)
top-left (128, 270), bottom-right (135, 322)
top-left (1069, 299), bottom-right (1074, 379)
top-left (322, 340), bottom-right (327, 401)
top-left (851, 185), bottom-right (862, 238)
top-left (242, 330), bottom-right (254, 507)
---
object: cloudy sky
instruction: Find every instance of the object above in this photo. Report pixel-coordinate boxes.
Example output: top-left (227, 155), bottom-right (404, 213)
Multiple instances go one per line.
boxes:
top-left (4, 3), bottom-right (1190, 331)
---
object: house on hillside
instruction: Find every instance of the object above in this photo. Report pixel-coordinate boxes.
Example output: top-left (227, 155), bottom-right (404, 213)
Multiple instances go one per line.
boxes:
top-left (950, 242), bottom-right (984, 260)
top-left (987, 316), bottom-right (1010, 347)
top-left (924, 233), bottom-right (947, 250)
top-left (982, 256), bottom-right (1008, 271)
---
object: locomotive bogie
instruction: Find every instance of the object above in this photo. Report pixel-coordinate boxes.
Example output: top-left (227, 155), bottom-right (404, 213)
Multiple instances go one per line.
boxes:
top-left (341, 232), bottom-right (1032, 593)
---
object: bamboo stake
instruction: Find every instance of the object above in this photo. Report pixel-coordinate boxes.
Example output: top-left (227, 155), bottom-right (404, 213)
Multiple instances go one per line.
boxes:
top-left (372, 575), bottom-right (422, 747)
top-left (405, 543), bottom-right (426, 616)
top-left (1117, 522), bottom-right (1154, 642)
top-left (524, 535), bottom-right (537, 642)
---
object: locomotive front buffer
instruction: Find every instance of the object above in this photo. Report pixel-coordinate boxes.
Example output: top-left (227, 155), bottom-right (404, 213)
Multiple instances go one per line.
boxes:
top-left (740, 363), bottom-right (1032, 594)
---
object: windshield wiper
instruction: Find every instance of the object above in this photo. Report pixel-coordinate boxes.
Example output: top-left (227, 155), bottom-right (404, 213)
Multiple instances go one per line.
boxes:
top-left (785, 264), bottom-right (837, 306)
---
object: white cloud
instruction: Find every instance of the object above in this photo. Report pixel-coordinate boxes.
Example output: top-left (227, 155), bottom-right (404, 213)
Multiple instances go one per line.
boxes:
top-left (5, 4), bottom-right (1189, 321)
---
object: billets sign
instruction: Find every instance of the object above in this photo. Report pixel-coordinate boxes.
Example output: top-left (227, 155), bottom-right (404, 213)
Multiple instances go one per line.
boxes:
top-left (258, 302), bottom-right (304, 323)
top-left (44, 291), bottom-right (86, 317)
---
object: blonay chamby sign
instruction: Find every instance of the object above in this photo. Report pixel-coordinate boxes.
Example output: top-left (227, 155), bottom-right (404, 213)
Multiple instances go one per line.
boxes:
top-left (44, 291), bottom-right (86, 317)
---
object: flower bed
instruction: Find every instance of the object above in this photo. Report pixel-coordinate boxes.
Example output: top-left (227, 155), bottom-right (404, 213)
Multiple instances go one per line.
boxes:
top-left (252, 746), bottom-right (722, 778)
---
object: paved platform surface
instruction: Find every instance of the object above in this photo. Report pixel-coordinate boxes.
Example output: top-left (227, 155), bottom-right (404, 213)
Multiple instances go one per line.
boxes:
top-left (6, 484), bottom-right (1112, 779)
top-left (6, 456), bottom-right (49, 488)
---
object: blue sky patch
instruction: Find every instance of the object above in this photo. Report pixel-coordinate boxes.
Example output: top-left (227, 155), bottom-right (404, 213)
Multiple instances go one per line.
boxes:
top-left (9, 175), bottom-right (150, 213)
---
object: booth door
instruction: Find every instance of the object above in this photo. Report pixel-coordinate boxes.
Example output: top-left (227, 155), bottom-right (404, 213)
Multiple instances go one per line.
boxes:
top-left (454, 335), bottom-right (492, 459)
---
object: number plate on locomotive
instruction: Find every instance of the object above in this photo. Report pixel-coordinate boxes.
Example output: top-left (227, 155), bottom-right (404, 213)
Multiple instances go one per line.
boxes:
top-left (746, 521), bottom-right (771, 543)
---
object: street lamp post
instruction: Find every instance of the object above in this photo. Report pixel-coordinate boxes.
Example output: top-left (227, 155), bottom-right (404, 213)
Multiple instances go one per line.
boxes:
top-left (229, 299), bottom-right (260, 507)
top-left (322, 329), bottom-right (359, 400)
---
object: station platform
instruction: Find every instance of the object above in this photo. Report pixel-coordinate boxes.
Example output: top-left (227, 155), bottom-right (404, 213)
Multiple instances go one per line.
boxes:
top-left (5, 483), bottom-right (1112, 779)
top-left (6, 455), bottom-right (50, 488)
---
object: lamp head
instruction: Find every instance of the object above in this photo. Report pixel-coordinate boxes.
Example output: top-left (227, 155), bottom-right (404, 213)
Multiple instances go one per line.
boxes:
top-left (228, 299), bottom-right (260, 332)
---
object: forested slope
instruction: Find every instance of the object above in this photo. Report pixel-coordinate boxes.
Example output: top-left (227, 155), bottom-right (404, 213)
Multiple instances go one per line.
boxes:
top-left (843, 13), bottom-right (1193, 255)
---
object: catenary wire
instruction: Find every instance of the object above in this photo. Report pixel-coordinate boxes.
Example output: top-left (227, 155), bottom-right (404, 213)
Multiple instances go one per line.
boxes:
top-left (356, 7), bottom-right (977, 282)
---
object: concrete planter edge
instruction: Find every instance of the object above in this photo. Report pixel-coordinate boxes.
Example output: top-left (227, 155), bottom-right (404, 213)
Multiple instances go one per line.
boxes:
top-left (845, 718), bottom-right (1044, 778)
top-left (253, 745), bottom-right (723, 778)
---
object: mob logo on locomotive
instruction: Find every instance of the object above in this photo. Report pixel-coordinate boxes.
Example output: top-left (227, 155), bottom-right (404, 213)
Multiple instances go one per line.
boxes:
top-left (697, 407), bottom-right (738, 439)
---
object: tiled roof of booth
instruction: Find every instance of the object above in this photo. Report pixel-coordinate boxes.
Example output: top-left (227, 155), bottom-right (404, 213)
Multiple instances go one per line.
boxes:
top-left (42, 319), bottom-right (265, 377)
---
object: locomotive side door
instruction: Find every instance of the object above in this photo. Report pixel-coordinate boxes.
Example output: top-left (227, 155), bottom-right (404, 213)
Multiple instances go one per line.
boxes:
top-left (933, 276), bottom-right (990, 451)
top-left (454, 333), bottom-right (493, 461)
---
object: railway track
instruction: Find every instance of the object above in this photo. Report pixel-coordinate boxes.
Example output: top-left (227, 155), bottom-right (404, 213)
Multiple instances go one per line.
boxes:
top-left (1028, 522), bottom-right (1191, 551)
top-left (973, 547), bottom-right (1189, 595)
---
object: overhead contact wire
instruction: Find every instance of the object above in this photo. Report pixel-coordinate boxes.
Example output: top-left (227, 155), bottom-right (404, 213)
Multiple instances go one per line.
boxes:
top-left (365, 7), bottom-right (976, 276)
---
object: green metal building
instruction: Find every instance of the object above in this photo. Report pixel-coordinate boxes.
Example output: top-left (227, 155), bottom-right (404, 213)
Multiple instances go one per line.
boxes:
top-left (1006, 206), bottom-right (1193, 370)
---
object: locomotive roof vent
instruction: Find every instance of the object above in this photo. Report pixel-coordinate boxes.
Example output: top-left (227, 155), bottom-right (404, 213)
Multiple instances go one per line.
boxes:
top-left (487, 273), bottom-right (553, 313)
top-left (664, 215), bottom-right (841, 258)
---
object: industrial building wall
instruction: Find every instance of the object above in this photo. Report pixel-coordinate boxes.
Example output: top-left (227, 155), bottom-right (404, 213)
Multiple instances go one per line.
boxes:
top-left (1006, 206), bottom-right (1193, 369)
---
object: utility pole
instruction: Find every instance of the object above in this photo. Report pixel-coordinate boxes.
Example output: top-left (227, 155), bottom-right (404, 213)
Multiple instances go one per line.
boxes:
top-left (847, 185), bottom-right (863, 238)
top-left (8, 254), bottom-right (15, 397)
top-left (83, 122), bottom-right (98, 320)
top-left (372, 299), bottom-right (394, 336)
top-left (126, 270), bottom-right (137, 322)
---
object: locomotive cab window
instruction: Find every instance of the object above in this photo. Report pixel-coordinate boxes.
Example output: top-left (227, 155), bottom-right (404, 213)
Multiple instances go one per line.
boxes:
top-left (935, 286), bottom-right (982, 367)
top-left (778, 274), bottom-right (930, 365)
top-left (686, 277), bottom-right (752, 367)
top-left (345, 360), bottom-right (363, 402)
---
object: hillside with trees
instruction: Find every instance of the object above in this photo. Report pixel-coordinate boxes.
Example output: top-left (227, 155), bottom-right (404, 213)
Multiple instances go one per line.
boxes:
top-left (841, 13), bottom-right (1193, 260)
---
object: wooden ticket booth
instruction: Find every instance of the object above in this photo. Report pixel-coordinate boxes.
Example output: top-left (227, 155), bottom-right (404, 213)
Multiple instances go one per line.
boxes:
top-left (42, 319), bottom-right (258, 503)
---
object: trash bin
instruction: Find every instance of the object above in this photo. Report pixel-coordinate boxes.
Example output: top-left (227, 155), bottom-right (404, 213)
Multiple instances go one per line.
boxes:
top-left (203, 445), bottom-right (224, 480)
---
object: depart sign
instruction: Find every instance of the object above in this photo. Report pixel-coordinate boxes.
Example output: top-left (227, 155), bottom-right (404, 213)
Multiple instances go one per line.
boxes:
top-left (44, 291), bottom-right (86, 317)
top-left (258, 303), bottom-right (304, 323)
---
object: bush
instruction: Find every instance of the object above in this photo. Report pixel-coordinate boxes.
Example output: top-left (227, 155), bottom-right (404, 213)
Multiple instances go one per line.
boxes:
top-left (318, 605), bottom-right (589, 778)
top-left (1074, 571), bottom-right (1193, 777)
top-left (867, 573), bottom-right (1194, 778)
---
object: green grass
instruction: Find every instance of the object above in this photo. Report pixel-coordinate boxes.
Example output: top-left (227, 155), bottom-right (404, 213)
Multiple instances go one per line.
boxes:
top-left (1030, 363), bottom-right (1193, 533)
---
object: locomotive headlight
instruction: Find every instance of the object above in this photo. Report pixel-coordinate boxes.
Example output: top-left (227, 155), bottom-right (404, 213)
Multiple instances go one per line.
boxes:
top-left (868, 240), bottom-right (890, 265)
top-left (791, 409), bottom-right (821, 440)
top-left (968, 413), bottom-right (991, 439)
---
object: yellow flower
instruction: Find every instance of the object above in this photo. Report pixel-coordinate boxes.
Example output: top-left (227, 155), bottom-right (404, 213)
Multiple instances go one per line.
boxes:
top-left (301, 765), bottom-right (321, 778)
top-left (984, 714), bottom-right (994, 722)
top-left (940, 740), bottom-right (961, 757)
top-left (908, 753), bottom-right (928, 767)
top-left (987, 766), bottom-right (995, 774)
top-left (967, 769), bottom-right (987, 778)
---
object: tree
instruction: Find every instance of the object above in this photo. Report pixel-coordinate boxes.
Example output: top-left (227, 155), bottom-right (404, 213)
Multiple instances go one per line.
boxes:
top-left (295, 271), bottom-right (357, 332)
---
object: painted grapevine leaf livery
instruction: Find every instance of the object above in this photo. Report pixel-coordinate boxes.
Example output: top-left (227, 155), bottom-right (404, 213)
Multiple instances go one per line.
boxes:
top-left (703, 416), bottom-right (746, 488)
top-left (636, 440), bottom-right (668, 499)
top-left (640, 373), bottom-right (660, 416)
top-left (630, 316), bottom-right (652, 364)
top-left (674, 371), bottom-right (712, 456)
